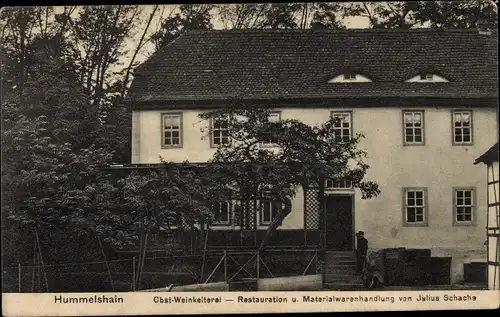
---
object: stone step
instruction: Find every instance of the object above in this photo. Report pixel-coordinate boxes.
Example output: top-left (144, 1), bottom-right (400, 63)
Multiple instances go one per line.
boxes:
top-left (324, 268), bottom-right (357, 275)
top-left (324, 274), bottom-right (363, 283)
top-left (326, 261), bottom-right (357, 266)
top-left (323, 282), bottom-right (365, 290)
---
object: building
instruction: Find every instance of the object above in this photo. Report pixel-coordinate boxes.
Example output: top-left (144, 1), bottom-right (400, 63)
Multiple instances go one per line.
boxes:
top-left (123, 28), bottom-right (498, 283)
top-left (474, 143), bottom-right (500, 290)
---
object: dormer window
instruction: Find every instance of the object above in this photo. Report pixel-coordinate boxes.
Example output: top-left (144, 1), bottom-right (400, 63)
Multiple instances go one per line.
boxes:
top-left (328, 73), bottom-right (372, 83)
top-left (421, 74), bottom-right (433, 81)
top-left (344, 73), bottom-right (356, 80)
top-left (406, 73), bottom-right (449, 83)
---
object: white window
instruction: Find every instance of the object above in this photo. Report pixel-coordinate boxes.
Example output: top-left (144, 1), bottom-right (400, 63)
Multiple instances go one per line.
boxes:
top-left (454, 188), bottom-right (475, 225)
top-left (331, 112), bottom-right (352, 142)
top-left (211, 117), bottom-right (229, 147)
top-left (403, 111), bottom-right (424, 144)
top-left (325, 178), bottom-right (352, 189)
top-left (260, 200), bottom-right (281, 225)
top-left (328, 74), bottom-right (372, 83)
top-left (260, 112), bottom-right (281, 147)
top-left (453, 110), bottom-right (473, 145)
top-left (212, 201), bottom-right (231, 225)
top-left (162, 113), bottom-right (182, 148)
top-left (403, 188), bottom-right (428, 226)
top-left (405, 74), bottom-right (449, 82)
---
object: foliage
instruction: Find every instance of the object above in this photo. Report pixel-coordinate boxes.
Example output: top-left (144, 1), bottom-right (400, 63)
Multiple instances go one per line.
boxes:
top-left (341, 1), bottom-right (497, 29)
top-left (151, 5), bottom-right (214, 51)
top-left (199, 104), bottom-right (380, 250)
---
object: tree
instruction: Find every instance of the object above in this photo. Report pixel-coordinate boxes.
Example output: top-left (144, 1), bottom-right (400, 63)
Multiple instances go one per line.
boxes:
top-left (151, 4), bottom-right (214, 51)
top-left (215, 3), bottom-right (345, 30)
top-left (342, 1), bottom-right (497, 29)
top-left (1, 35), bottom-right (119, 269)
top-left (199, 104), bottom-right (380, 252)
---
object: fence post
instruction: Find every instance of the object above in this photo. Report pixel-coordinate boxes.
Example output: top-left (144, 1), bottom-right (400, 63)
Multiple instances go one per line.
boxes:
top-left (256, 252), bottom-right (260, 279)
top-left (132, 257), bottom-right (136, 291)
top-left (18, 262), bottom-right (21, 293)
top-left (223, 251), bottom-right (227, 283)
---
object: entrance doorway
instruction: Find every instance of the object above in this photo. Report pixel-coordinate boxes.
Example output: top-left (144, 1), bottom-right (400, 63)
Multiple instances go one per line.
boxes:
top-left (324, 195), bottom-right (354, 251)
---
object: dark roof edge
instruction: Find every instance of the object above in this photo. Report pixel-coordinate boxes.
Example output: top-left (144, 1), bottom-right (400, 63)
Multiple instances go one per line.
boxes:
top-left (122, 96), bottom-right (498, 109)
top-left (180, 28), bottom-right (486, 35)
top-left (474, 143), bottom-right (499, 164)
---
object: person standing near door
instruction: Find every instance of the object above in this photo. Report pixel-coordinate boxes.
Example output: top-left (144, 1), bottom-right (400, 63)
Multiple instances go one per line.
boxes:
top-left (355, 231), bottom-right (368, 275)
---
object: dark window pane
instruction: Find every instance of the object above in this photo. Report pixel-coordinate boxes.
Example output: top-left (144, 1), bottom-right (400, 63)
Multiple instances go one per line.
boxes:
top-left (172, 131), bottom-right (179, 138)
top-left (407, 208), bottom-right (416, 222)
top-left (455, 135), bottom-right (463, 142)
top-left (407, 191), bottom-right (415, 199)
top-left (416, 191), bottom-right (423, 199)
top-left (406, 128), bottom-right (414, 137)
top-left (416, 214), bottom-right (423, 222)
top-left (457, 214), bottom-right (464, 221)
top-left (454, 121), bottom-right (461, 127)
top-left (343, 129), bottom-right (350, 136)
top-left (165, 131), bottom-right (171, 138)
top-left (463, 134), bottom-right (471, 142)
top-left (406, 135), bottom-right (413, 142)
top-left (416, 198), bottom-right (423, 206)
top-left (414, 135), bottom-right (422, 142)
top-left (414, 128), bottom-right (422, 135)
top-left (172, 138), bottom-right (180, 145)
top-left (464, 191), bottom-right (471, 198)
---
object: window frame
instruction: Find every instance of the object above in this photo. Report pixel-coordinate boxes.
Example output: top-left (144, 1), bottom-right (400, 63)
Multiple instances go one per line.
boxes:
top-left (343, 73), bottom-right (356, 81)
top-left (451, 109), bottom-right (473, 146)
top-left (260, 200), bottom-right (282, 226)
top-left (259, 111), bottom-right (282, 148)
top-left (212, 201), bottom-right (232, 225)
top-left (402, 187), bottom-right (428, 227)
top-left (330, 111), bottom-right (353, 142)
top-left (161, 112), bottom-right (183, 149)
top-left (452, 187), bottom-right (477, 227)
top-left (325, 178), bottom-right (353, 189)
top-left (210, 116), bottom-right (230, 148)
top-left (402, 110), bottom-right (425, 146)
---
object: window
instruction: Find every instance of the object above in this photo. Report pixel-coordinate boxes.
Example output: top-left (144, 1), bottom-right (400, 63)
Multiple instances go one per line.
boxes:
top-left (162, 113), bottom-right (182, 148)
top-left (212, 201), bottom-right (231, 225)
top-left (452, 110), bottom-right (473, 145)
top-left (260, 112), bottom-right (281, 147)
top-left (403, 188), bottom-right (428, 226)
top-left (331, 112), bottom-right (352, 142)
top-left (325, 178), bottom-right (353, 189)
top-left (328, 74), bottom-right (372, 83)
top-left (344, 73), bottom-right (356, 80)
top-left (211, 117), bottom-right (229, 147)
top-left (454, 188), bottom-right (476, 226)
top-left (421, 74), bottom-right (433, 81)
top-left (406, 73), bottom-right (449, 83)
top-left (260, 200), bottom-right (281, 225)
top-left (403, 111), bottom-right (424, 145)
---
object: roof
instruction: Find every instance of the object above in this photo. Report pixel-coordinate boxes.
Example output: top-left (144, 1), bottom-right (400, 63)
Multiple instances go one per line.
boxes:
top-left (126, 28), bottom-right (498, 105)
top-left (474, 143), bottom-right (499, 164)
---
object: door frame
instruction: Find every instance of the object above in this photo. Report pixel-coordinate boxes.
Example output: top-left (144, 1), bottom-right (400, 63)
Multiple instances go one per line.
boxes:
top-left (323, 192), bottom-right (356, 251)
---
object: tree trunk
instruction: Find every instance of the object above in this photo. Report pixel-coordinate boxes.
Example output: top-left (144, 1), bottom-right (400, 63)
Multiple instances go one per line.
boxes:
top-left (257, 197), bottom-right (292, 253)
